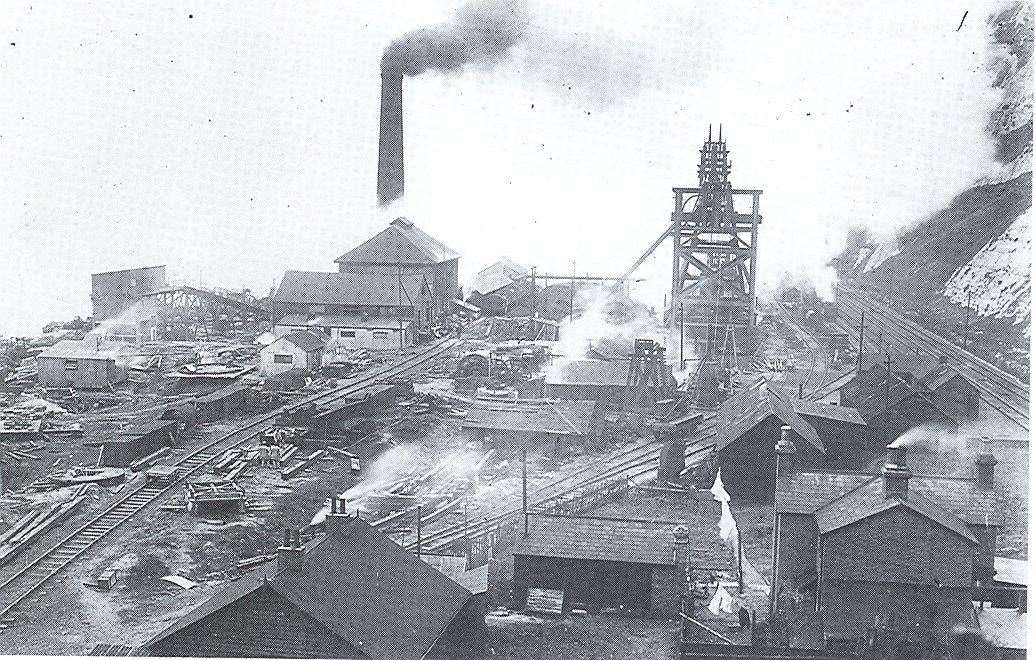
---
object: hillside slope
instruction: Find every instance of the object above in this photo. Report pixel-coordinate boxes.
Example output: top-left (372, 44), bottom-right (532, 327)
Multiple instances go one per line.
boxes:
top-left (838, 3), bottom-right (1032, 375)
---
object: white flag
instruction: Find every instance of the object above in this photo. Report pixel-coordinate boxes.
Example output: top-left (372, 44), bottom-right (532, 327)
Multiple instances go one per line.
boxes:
top-left (710, 468), bottom-right (730, 503)
top-left (719, 501), bottom-right (738, 543)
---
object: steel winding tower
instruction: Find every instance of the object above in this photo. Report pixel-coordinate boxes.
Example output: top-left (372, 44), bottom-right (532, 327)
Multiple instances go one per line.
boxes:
top-left (670, 126), bottom-right (762, 356)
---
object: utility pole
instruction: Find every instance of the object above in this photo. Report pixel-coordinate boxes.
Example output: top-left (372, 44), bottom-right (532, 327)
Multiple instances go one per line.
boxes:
top-left (522, 445), bottom-right (529, 536)
top-left (569, 261), bottom-right (576, 320)
top-left (530, 266), bottom-right (537, 319)
top-left (884, 352), bottom-right (893, 445)
top-left (857, 310), bottom-right (865, 375)
top-left (962, 288), bottom-right (972, 349)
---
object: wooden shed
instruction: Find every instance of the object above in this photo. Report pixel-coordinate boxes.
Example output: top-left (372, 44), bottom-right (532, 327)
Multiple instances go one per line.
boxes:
top-left (37, 340), bottom-right (131, 389)
top-left (260, 330), bottom-right (328, 377)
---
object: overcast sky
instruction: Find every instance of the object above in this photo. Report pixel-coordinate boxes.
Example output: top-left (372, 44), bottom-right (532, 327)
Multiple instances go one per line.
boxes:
top-left (0, 1), bottom-right (1004, 335)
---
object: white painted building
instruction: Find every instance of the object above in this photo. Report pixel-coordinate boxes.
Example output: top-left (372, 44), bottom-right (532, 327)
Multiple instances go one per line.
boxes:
top-left (275, 315), bottom-right (413, 353)
top-left (259, 330), bottom-right (328, 377)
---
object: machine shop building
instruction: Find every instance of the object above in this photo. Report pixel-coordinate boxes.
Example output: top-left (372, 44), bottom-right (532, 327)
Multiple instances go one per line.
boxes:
top-left (144, 510), bottom-right (485, 659)
top-left (37, 340), bottom-right (132, 389)
top-left (461, 398), bottom-right (598, 457)
top-left (90, 265), bottom-right (166, 321)
top-left (544, 359), bottom-right (631, 407)
top-left (334, 217), bottom-right (459, 322)
top-left (772, 443), bottom-right (1003, 652)
top-left (259, 330), bottom-right (328, 377)
top-left (273, 270), bottom-right (433, 340)
top-left (465, 257), bottom-right (530, 315)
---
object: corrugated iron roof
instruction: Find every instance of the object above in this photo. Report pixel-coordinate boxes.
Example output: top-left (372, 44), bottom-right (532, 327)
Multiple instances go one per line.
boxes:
top-left (545, 359), bottom-right (630, 387)
top-left (38, 340), bottom-right (133, 361)
top-left (334, 217), bottom-right (459, 265)
top-left (514, 514), bottom-right (681, 565)
top-left (273, 270), bottom-right (429, 307)
top-left (145, 516), bottom-right (473, 660)
top-left (461, 399), bottom-right (596, 435)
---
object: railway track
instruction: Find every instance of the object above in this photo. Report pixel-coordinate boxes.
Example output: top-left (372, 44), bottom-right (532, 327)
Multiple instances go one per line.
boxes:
top-left (836, 284), bottom-right (1029, 431)
top-left (409, 415), bottom-right (719, 554)
top-left (0, 337), bottom-right (460, 619)
top-left (771, 301), bottom-right (826, 392)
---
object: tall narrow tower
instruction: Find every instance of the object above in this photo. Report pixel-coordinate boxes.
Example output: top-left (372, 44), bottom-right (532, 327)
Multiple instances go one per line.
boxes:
top-left (670, 126), bottom-right (762, 356)
top-left (377, 68), bottom-right (405, 206)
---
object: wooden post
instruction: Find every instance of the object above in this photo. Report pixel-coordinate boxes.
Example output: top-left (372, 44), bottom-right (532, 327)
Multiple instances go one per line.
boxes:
top-left (857, 310), bottom-right (865, 374)
top-left (522, 445), bottom-right (528, 536)
top-left (530, 266), bottom-right (537, 318)
top-left (963, 288), bottom-right (972, 349)
top-left (569, 261), bottom-right (576, 320)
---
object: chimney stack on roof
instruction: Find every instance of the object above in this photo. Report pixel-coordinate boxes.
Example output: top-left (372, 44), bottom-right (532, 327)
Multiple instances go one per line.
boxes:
top-left (775, 425), bottom-right (797, 478)
top-left (975, 452), bottom-right (998, 490)
top-left (325, 495), bottom-right (352, 535)
top-left (883, 444), bottom-right (912, 499)
top-left (278, 528), bottom-right (304, 573)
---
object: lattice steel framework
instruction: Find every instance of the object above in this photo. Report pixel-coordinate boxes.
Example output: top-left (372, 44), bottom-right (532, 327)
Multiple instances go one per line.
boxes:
top-left (670, 127), bottom-right (762, 355)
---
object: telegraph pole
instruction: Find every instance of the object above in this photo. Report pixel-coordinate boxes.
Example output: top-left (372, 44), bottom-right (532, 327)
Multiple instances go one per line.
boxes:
top-left (569, 261), bottom-right (576, 320)
top-left (856, 310), bottom-right (865, 375)
top-left (530, 266), bottom-right (537, 318)
top-left (522, 445), bottom-right (529, 536)
top-left (884, 353), bottom-right (893, 445)
top-left (962, 289), bottom-right (972, 349)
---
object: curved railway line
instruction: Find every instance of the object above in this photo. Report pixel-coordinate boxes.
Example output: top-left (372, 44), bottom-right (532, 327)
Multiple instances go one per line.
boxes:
top-left (0, 337), bottom-right (461, 619)
top-left (409, 415), bottom-right (719, 554)
top-left (836, 284), bottom-right (1029, 431)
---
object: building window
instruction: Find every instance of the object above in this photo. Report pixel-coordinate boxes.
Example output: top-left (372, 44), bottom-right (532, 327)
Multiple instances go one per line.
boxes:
top-left (340, 330), bottom-right (356, 338)
top-left (65, 360), bottom-right (78, 370)
top-left (373, 330), bottom-right (391, 339)
top-left (273, 354), bottom-right (293, 364)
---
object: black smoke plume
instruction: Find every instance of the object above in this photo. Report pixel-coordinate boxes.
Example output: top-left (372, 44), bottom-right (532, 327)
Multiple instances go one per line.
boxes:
top-left (381, 0), bottom-right (528, 76)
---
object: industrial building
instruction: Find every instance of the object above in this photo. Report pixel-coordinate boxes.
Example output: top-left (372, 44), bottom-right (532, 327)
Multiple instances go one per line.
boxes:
top-left (36, 340), bottom-right (132, 389)
top-left (275, 314), bottom-right (414, 351)
top-left (772, 443), bottom-right (1003, 652)
top-left (334, 217), bottom-right (459, 322)
top-left (465, 258), bottom-right (531, 315)
top-left (144, 508), bottom-right (485, 659)
top-left (259, 330), bottom-right (328, 377)
top-left (90, 265), bottom-right (167, 321)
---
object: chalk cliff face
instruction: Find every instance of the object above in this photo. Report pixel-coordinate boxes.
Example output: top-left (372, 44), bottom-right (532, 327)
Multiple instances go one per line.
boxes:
top-left (838, 2), bottom-right (1032, 365)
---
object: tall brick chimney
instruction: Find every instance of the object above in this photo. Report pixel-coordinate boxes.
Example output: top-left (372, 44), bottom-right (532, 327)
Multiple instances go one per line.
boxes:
top-left (883, 444), bottom-right (911, 499)
top-left (775, 425), bottom-right (797, 477)
top-left (377, 68), bottom-right (405, 206)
